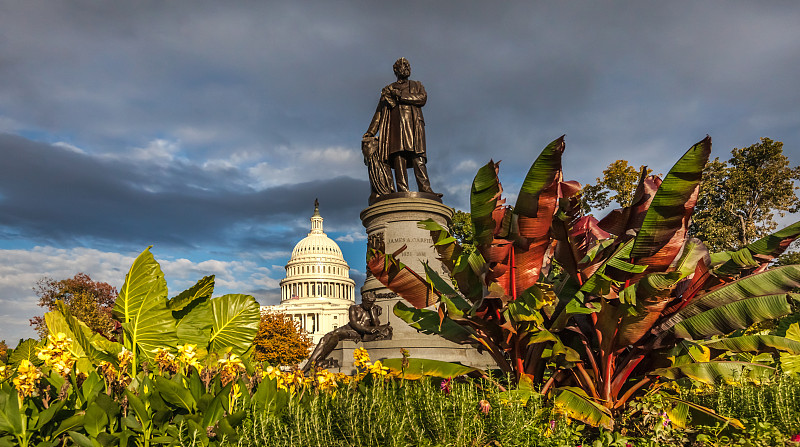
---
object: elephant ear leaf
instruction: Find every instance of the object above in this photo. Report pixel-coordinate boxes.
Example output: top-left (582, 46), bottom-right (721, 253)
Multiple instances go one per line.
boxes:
top-left (169, 275), bottom-right (215, 312)
top-left (113, 247), bottom-right (177, 362)
top-left (8, 339), bottom-right (41, 367)
top-left (631, 137), bottom-right (711, 271)
top-left (208, 294), bottom-right (261, 356)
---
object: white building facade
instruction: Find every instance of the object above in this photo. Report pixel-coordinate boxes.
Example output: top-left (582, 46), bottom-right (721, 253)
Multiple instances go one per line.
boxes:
top-left (261, 201), bottom-right (356, 345)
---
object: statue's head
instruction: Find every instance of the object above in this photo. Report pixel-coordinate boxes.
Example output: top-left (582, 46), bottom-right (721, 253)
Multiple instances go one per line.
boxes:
top-left (362, 292), bottom-right (377, 308)
top-left (393, 57), bottom-right (411, 79)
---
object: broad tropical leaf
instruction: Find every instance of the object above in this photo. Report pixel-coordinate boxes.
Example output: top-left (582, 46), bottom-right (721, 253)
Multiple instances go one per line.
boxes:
top-left (471, 161), bottom-right (503, 248)
top-left (169, 275), bottom-right (215, 311)
top-left (702, 335), bottom-right (800, 354)
top-left (208, 294), bottom-right (260, 356)
top-left (672, 294), bottom-right (795, 339)
top-left (659, 265), bottom-right (800, 333)
top-left (381, 358), bottom-right (482, 379)
top-left (393, 302), bottom-right (476, 344)
top-left (652, 361), bottom-right (776, 385)
top-left (8, 339), bottom-right (41, 367)
top-left (553, 387), bottom-right (613, 429)
top-left (631, 137), bottom-right (711, 270)
top-left (367, 247), bottom-right (440, 309)
top-left (662, 395), bottom-right (744, 430)
top-left (113, 247), bottom-right (177, 364)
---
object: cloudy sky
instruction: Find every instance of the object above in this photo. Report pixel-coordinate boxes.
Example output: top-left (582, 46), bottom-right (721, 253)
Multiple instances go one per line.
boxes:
top-left (1, 1), bottom-right (799, 342)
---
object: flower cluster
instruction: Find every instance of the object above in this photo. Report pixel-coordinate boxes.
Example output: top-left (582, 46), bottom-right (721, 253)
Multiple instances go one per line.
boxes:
top-left (218, 353), bottom-right (245, 386)
top-left (314, 368), bottom-right (339, 395)
top-left (352, 348), bottom-right (389, 379)
top-left (152, 348), bottom-right (179, 374)
top-left (176, 344), bottom-right (201, 373)
top-left (13, 360), bottom-right (42, 398)
top-left (117, 348), bottom-right (134, 372)
top-left (36, 332), bottom-right (77, 376)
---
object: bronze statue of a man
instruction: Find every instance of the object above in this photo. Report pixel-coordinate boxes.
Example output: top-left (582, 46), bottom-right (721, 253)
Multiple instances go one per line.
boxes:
top-left (302, 292), bottom-right (392, 372)
top-left (363, 58), bottom-right (439, 196)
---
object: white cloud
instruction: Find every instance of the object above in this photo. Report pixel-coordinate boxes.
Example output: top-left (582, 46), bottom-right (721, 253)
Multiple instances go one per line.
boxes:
top-left (335, 232), bottom-right (367, 243)
top-left (0, 246), bottom-right (283, 343)
top-left (53, 142), bottom-right (86, 154)
top-left (247, 145), bottom-right (363, 189)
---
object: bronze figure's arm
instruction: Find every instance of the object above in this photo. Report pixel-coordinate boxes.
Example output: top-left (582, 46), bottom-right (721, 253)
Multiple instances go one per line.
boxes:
top-left (397, 82), bottom-right (426, 107)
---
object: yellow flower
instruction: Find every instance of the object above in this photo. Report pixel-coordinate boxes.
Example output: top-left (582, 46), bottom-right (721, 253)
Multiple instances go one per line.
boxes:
top-left (353, 348), bottom-right (370, 367)
top-left (368, 360), bottom-right (389, 377)
top-left (218, 353), bottom-right (246, 385)
top-left (13, 360), bottom-right (41, 398)
top-left (36, 332), bottom-right (77, 377)
top-left (152, 348), bottom-right (179, 374)
top-left (176, 344), bottom-right (201, 372)
top-left (117, 347), bottom-right (134, 371)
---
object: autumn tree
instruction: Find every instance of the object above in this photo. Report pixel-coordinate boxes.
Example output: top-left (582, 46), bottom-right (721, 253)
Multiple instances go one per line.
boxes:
top-left (29, 273), bottom-right (118, 339)
top-left (0, 340), bottom-right (7, 363)
top-left (580, 160), bottom-right (652, 212)
top-left (252, 310), bottom-right (313, 366)
top-left (690, 138), bottom-right (800, 251)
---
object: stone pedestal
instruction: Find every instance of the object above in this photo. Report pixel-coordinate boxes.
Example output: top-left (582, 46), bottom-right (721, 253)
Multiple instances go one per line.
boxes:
top-left (327, 196), bottom-right (494, 374)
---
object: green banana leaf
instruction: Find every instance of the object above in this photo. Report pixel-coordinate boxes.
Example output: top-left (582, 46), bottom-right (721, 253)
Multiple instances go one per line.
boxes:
top-left (393, 301), bottom-right (476, 345)
top-left (711, 222), bottom-right (800, 276)
top-left (631, 137), bottom-right (711, 270)
top-left (381, 358), bottom-right (482, 379)
top-left (553, 387), bottom-right (613, 429)
top-left (662, 394), bottom-right (744, 430)
top-left (671, 294), bottom-right (795, 339)
top-left (418, 219), bottom-right (485, 301)
top-left (659, 265), bottom-right (800, 333)
top-left (208, 294), bottom-right (261, 356)
top-left (367, 247), bottom-right (440, 309)
top-left (511, 136), bottom-right (565, 296)
top-left (702, 335), bottom-right (800, 354)
top-left (113, 247), bottom-right (177, 365)
top-left (470, 160), bottom-right (503, 249)
top-left (652, 361), bottom-right (776, 385)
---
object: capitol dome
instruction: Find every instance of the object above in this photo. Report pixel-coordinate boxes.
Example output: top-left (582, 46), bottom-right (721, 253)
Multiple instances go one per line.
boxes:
top-left (267, 200), bottom-right (356, 346)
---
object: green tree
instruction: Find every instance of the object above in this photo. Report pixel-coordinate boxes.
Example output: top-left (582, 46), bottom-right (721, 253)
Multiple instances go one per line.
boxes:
top-left (691, 138), bottom-right (800, 251)
top-left (581, 160), bottom-right (652, 212)
top-left (29, 273), bottom-right (118, 339)
top-left (450, 209), bottom-right (474, 251)
top-left (252, 310), bottom-right (313, 366)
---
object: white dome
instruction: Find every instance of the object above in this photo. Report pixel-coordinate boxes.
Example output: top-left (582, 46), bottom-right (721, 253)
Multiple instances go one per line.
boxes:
top-left (278, 200), bottom-right (356, 306)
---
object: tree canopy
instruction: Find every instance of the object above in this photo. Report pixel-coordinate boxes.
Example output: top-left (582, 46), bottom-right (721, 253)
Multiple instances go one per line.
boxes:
top-left (581, 160), bottom-right (652, 212)
top-left (29, 273), bottom-right (118, 339)
top-left (690, 137), bottom-right (800, 251)
top-left (252, 310), bottom-right (313, 366)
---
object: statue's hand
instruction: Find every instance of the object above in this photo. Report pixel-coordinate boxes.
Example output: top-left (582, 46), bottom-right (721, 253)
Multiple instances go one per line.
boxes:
top-left (363, 132), bottom-right (374, 140)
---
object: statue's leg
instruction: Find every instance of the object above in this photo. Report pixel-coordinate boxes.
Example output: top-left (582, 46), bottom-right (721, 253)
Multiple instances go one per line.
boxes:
top-left (411, 156), bottom-right (435, 193)
top-left (302, 331), bottom-right (341, 373)
top-left (392, 154), bottom-right (410, 192)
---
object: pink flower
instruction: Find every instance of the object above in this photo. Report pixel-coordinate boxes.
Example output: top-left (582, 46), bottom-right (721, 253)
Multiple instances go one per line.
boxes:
top-left (478, 399), bottom-right (491, 414)
top-left (792, 433), bottom-right (800, 442)
top-left (440, 378), bottom-right (452, 394)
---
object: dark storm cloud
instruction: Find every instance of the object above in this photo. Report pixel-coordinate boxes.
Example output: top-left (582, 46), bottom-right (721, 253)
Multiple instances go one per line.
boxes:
top-left (0, 134), bottom-right (366, 250)
top-left (2, 1), bottom-right (798, 192)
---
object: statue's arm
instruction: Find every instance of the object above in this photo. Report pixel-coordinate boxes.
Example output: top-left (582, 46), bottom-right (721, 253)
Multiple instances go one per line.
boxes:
top-left (348, 306), bottom-right (376, 333)
top-left (364, 96), bottom-right (384, 138)
top-left (398, 82), bottom-right (427, 107)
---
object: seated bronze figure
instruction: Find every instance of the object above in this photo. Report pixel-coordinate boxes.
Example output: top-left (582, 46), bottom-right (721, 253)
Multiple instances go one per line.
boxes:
top-left (302, 292), bottom-right (392, 372)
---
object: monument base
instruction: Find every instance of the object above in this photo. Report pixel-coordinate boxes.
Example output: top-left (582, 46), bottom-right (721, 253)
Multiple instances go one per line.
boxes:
top-left (325, 196), bottom-right (495, 374)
